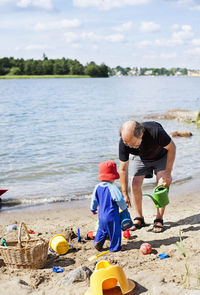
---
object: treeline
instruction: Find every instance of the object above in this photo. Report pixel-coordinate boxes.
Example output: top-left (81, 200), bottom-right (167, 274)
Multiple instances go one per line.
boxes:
top-left (139, 67), bottom-right (188, 76)
top-left (0, 56), bottom-right (109, 77)
top-left (109, 66), bottom-right (188, 76)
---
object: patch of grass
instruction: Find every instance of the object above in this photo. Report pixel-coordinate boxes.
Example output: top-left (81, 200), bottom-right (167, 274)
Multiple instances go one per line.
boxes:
top-left (176, 229), bottom-right (200, 290)
top-left (0, 75), bottom-right (90, 79)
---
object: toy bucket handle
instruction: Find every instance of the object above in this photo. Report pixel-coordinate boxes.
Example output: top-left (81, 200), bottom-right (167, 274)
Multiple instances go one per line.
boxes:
top-left (18, 222), bottom-right (31, 248)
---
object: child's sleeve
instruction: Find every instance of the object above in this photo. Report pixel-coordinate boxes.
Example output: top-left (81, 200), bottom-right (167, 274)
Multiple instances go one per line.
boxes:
top-left (90, 184), bottom-right (98, 212)
top-left (109, 184), bottom-right (127, 211)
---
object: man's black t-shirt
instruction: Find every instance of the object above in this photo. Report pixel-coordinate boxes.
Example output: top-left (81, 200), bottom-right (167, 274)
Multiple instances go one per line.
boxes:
top-left (119, 121), bottom-right (171, 161)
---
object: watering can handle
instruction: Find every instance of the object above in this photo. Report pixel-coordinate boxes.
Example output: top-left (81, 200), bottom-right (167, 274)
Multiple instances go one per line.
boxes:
top-left (155, 184), bottom-right (169, 191)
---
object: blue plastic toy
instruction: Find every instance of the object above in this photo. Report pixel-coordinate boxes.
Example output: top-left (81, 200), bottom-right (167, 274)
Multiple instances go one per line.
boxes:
top-left (158, 253), bottom-right (169, 260)
top-left (120, 210), bottom-right (133, 231)
top-left (77, 228), bottom-right (81, 242)
top-left (52, 266), bottom-right (64, 273)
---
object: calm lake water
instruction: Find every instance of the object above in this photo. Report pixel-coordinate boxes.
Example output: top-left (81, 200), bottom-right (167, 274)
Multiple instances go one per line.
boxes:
top-left (0, 76), bottom-right (200, 210)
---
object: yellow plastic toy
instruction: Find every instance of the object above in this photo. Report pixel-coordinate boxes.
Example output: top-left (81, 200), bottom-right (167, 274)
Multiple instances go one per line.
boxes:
top-left (85, 260), bottom-right (135, 295)
top-left (50, 235), bottom-right (69, 255)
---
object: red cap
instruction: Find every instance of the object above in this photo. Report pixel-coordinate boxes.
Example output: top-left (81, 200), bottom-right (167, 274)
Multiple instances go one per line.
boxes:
top-left (98, 161), bottom-right (119, 181)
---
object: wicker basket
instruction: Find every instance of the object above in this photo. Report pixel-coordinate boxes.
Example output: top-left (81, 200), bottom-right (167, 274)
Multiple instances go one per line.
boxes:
top-left (0, 222), bottom-right (49, 269)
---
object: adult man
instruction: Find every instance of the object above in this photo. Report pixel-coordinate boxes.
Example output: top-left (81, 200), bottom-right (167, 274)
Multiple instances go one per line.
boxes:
top-left (119, 120), bottom-right (176, 233)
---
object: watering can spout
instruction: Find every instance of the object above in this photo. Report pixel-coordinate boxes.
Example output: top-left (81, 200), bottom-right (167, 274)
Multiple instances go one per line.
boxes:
top-left (143, 193), bottom-right (160, 207)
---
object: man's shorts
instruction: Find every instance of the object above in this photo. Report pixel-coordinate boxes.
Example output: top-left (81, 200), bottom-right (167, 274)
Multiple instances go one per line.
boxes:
top-left (132, 153), bottom-right (167, 178)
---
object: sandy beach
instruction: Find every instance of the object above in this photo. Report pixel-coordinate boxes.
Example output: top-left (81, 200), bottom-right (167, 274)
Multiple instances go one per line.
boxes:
top-left (0, 179), bottom-right (200, 295)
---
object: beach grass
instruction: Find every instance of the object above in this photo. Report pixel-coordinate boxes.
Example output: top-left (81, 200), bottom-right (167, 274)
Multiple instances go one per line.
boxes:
top-left (0, 74), bottom-right (90, 79)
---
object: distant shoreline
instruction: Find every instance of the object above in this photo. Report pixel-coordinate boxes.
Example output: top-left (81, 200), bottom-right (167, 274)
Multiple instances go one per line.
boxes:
top-left (0, 75), bottom-right (90, 79)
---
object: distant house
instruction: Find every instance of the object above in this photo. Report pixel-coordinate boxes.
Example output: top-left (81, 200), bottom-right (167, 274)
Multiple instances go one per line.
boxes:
top-left (144, 70), bottom-right (153, 76)
top-left (188, 70), bottom-right (200, 77)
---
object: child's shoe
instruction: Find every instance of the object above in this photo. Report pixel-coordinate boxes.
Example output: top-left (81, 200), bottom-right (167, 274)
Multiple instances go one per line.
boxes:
top-left (94, 242), bottom-right (103, 251)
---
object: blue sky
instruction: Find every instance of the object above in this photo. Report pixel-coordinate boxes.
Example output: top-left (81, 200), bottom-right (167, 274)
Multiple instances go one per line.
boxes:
top-left (1, 0), bottom-right (200, 69)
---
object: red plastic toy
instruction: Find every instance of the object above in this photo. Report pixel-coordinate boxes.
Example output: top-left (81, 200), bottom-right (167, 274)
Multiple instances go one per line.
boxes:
top-left (87, 231), bottom-right (97, 239)
top-left (123, 229), bottom-right (130, 239)
top-left (140, 243), bottom-right (152, 255)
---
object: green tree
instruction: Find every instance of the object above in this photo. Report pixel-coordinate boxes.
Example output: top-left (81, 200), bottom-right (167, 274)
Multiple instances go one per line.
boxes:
top-left (9, 67), bottom-right (22, 75)
top-left (85, 62), bottom-right (100, 77)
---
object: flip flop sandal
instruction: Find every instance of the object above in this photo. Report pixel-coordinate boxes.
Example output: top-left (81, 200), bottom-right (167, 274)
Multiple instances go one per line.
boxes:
top-left (130, 217), bottom-right (146, 231)
top-left (153, 218), bottom-right (165, 233)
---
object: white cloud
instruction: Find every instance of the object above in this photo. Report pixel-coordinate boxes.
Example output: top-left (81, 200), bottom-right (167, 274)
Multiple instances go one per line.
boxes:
top-left (113, 21), bottom-right (133, 32)
top-left (71, 43), bottom-right (81, 48)
top-left (140, 21), bottom-right (160, 33)
top-left (155, 38), bottom-right (183, 46)
top-left (81, 32), bottom-right (103, 42)
top-left (172, 25), bottom-right (193, 41)
top-left (173, 0), bottom-right (200, 10)
top-left (17, 0), bottom-right (53, 10)
top-left (64, 32), bottom-right (79, 43)
top-left (92, 44), bottom-right (99, 50)
top-left (171, 24), bottom-right (180, 31)
top-left (25, 44), bottom-right (51, 50)
top-left (186, 47), bottom-right (200, 55)
top-left (34, 19), bottom-right (81, 31)
top-left (191, 39), bottom-right (200, 46)
top-left (160, 52), bottom-right (177, 58)
top-left (0, 0), bottom-right (10, 5)
top-left (73, 0), bottom-right (151, 10)
top-left (105, 34), bottom-right (125, 42)
top-left (137, 40), bottom-right (152, 47)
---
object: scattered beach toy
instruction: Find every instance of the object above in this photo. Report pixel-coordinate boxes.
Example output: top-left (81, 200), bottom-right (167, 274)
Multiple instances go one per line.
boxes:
top-left (6, 224), bottom-right (17, 232)
top-left (140, 243), bottom-right (152, 255)
top-left (49, 247), bottom-right (55, 253)
top-left (96, 261), bottom-right (118, 290)
top-left (62, 266), bottom-right (92, 285)
top-left (50, 235), bottom-right (69, 255)
top-left (87, 231), bottom-right (97, 240)
top-left (88, 250), bottom-right (109, 262)
top-left (0, 188), bottom-right (8, 196)
top-left (77, 228), bottom-right (81, 242)
top-left (1, 238), bottom-right (7, 247)
top-left (122, 229), bottom-right (130, 239)
top-left (52, 266), bottom-right (64, 273)
top-left (119, 209), bottom-right (133, 231)
top-left (143, 184), bottom-right (169, 208)
top-left (158, 253), bottom-right (169, 260)
top-left (84, 260), bottom-right (135, 295)
top-left (29, 229), bottom-right (35, 234)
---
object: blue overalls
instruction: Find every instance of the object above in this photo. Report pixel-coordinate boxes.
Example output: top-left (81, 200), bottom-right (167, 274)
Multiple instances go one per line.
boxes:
top-left (91, 182), bottom-right (127, 252)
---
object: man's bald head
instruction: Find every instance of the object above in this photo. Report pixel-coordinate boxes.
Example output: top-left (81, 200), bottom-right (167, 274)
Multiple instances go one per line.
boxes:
top-left (120, 121), bottom-right (144, 138)
top-left (120, 121), bottom-right (144, 148)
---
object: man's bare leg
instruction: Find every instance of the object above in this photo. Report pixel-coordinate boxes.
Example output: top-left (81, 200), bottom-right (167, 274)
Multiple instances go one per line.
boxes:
top-left (131, 175), bottom-right (145, 229)
top-left (153, 171), bottom-right (167, 233)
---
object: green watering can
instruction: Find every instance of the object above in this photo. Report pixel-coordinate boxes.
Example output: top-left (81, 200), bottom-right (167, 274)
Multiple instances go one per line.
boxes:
top-left (143, 184), bottom-right (169, 208)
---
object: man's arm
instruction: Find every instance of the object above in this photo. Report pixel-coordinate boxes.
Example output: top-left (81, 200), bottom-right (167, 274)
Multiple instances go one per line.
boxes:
top-left (160, 140), bottom-right (176, 187)
top-left (119, 160), bottom-right (131, 207)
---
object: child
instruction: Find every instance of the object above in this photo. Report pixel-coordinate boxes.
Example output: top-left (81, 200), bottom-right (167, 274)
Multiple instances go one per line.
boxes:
top-left (90, 161), bottom-right (128, 252)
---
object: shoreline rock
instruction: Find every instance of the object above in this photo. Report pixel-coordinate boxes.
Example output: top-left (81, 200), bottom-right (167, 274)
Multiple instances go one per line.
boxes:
top-left (145, 110), bottom-right (200, 123)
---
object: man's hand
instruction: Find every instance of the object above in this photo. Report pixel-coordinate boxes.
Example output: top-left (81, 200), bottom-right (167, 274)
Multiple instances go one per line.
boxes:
top-left (158, 172), bottom-right (172, 188)
top-left (124, 195), bottom-right (132, 208)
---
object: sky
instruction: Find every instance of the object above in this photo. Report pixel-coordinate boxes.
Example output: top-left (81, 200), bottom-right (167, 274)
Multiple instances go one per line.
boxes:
top-left (1, 0), bottom-right (200, 69)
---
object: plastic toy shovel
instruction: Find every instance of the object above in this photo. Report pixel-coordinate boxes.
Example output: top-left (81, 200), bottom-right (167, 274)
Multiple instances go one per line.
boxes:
top-left (88, 250), bottom-right (109, 262)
